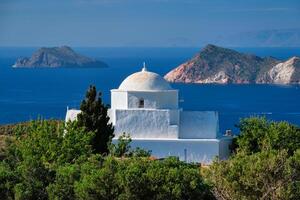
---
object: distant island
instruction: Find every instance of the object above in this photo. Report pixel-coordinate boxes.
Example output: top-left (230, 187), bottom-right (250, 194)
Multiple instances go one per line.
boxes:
top-left (13, 46), bottom-right (108, 68)
top-left (164, 44), bottom-right (300, 84)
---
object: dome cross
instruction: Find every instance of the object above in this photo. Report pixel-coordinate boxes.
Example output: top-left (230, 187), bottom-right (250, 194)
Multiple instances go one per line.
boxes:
top-left (142, 62), bottom-right (147, 72)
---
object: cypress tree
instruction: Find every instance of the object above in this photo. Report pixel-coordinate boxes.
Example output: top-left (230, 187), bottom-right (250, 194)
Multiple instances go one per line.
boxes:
top-left (77, 85), bottom-right (114, 154)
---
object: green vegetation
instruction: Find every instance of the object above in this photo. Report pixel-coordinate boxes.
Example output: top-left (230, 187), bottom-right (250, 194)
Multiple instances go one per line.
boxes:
top-left (0, 86), bottom-right (211, 200)
top-left (109, 133), bottom-right (151, 157)
top-left (0, 120), bottom-right (211, 200)
top-left (1, 117), bottom-right (298, 200)
top-left (74, 156), bottom-right (212, 200)
top-left (204, 117), bottom-right (300, 200)
top-left (77, 85), bottom-right (114, 155)
top-left (0, 86), bottom-right (299, 199)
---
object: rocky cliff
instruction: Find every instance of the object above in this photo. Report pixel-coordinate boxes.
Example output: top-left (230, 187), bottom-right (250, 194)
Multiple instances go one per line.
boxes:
top-left (13, 46), bottom-right (108, 68)
top-left (256, 57), bottom-right (300, 84)
top-left (164, 44), bottom-right (300, 84)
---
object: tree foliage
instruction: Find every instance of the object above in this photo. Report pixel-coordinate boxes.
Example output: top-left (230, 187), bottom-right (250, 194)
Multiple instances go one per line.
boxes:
top-left (109, 133), bottom-right (151, 158)
top-left (205, 117), bottom-right (300, 200)
top-left (75, 156), bottom-right (213, 200)
top-left (0, 120), bottom-right (211, 200)
top-left (0, 120), bottom-right (94, 200)
top-left (77, 85), bottom-right (114, 155)
top-left (3, 103), bottom-right (299, 200)
top-left (234, 117), bottom-right (300, 155)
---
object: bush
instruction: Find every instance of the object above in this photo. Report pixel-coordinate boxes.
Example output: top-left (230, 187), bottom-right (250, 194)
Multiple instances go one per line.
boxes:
top-left (0, 120), bottom-right (94, 200)
top-left (204, 150), bottom-right (300, 200)
top-left (75, 156), bottom-right (213, 200)
top-left (235, 117), bottom-right (300, 155)
top-left (47, 163), bottom-right (81, 200)
top-left (205, 117), bottom-right (300, 200)
top-left (109, 133), bottom-right (151, 158)
top-left (0, 162), bottom-right (15, 200)
top-left (0, 119), bottom-right (212, 200)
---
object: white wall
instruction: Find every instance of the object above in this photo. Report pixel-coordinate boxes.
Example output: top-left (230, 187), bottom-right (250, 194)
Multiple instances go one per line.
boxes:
top-left (108, 109), bottom-right (115, 124)
top-left (179, 111), bottom-right (219, 139)
top-left (114, 109), bottom-right (179, 139)
top-left (218, 137), bottom-right (232, 160)
top-left (111, 90), bottom-right (128, 109)
top-left (117, 138), bottom-right (230, 164)
top-left (169, 109), bottom-right (180, 125)
top-left (65, 109), bottom-right (81, 122)
top-left (127, 91), bottom-right (178, 109)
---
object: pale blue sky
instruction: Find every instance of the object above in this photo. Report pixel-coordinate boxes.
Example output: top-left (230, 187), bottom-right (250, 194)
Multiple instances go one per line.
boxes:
top-left (0, 0), bottom-right (299, 47)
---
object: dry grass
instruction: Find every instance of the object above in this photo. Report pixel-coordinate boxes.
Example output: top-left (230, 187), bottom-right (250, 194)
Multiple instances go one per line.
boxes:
top-left (0, 135), bottom-right (13, 160)
top-left (0, 120), bottom-right (63, 160)
top-left (0, 120), bottom-right (63, 136)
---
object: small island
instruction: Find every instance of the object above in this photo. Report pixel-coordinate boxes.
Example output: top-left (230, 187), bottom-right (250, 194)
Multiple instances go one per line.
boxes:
top-left (12, 46), bottom-right (108, 68)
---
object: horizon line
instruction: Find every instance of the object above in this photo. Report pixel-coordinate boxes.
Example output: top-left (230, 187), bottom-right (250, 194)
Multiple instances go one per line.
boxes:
top-left (1, 45), bottom-right (300, 48)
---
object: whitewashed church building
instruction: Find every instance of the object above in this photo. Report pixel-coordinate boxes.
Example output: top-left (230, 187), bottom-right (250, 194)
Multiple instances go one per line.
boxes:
top-left (66, 65), bottom-right (232, 164)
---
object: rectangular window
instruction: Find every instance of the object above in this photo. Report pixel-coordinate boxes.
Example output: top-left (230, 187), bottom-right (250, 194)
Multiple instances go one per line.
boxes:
top-left (138, 99), bottom-right (144, 108)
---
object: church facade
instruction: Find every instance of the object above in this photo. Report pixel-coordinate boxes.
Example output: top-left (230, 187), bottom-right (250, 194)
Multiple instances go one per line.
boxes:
top-left (66, 66), bottom-right (232, 164)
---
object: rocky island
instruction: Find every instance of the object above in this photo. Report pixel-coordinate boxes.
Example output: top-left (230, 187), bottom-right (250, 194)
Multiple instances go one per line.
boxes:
top-left (13, 46), bottom-right (108, 68)
top-left (164, 44), bottom-right (300, 84)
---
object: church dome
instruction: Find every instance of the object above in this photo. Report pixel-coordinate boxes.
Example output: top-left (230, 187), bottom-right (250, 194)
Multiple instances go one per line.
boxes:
top-left (119, 65), bottom-right (172, 91)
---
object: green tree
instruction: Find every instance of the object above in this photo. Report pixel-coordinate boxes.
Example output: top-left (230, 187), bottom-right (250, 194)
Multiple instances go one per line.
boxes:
top-left (109, 133), bottom-right (151, 158)
top-left (205, 117), bottom-right (300, 200)
top-left (75, 156), bottom-right (121, 200)
top-left (235, 117), bottom-right (300, 155)
top-left (204, 150), bottom-right (297, 200)
top-left (0, 162), bottom-right (15, 200)
top-left (109, 133), bottom-right (132, 157)
top-left (47, 163), bottom-right (80, 200)
top-left (0, 120), bottom-right (94, 200)
top-left (0, 119), bottom-right (214, 200)
top-left (130, 147), bottom-right (151, 157)
top-left (75, 156), bottom-right (213, 200)
top-left (77, 85), bottom-right (114, 155)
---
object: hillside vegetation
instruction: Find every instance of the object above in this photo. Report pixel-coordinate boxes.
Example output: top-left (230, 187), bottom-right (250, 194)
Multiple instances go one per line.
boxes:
top-left (204, 117), bottom-right (300, 200)
top-left (1, 86), bottom-right (299, 199)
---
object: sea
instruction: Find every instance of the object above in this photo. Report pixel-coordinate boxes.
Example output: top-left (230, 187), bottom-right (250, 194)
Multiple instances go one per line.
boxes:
top-left (0, 47), bottom-right (300, 135)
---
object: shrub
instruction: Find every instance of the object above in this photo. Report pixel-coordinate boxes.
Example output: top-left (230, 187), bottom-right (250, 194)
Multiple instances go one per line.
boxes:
top-left (75, 156), bottom-right (213, 200)
top-left (205, 117), bottom-right (300, 200)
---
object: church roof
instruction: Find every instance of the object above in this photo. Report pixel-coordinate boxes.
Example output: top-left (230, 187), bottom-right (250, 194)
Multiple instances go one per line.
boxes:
top-left (118, 64), bottom-right (173, 91)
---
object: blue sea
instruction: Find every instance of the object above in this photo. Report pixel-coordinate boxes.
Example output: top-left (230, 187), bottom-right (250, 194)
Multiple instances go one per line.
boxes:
top-left (0, 47), bottom-right (300, 134)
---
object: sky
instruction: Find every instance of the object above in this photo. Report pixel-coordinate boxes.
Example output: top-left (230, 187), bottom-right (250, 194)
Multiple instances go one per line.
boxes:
top-left (0, 0), bottom-right (299, 47)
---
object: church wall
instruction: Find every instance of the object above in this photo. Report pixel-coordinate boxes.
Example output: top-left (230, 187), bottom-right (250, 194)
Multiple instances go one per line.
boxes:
top-left (121, 139), bottom-right (224, 164)
top-left (218, 138), bottom-right (232, 160)
top-left (108, 109), bottom-right (115, 124)
top-left (65, 109), bottom-right (81, 122)
top-left (179, 111), bottom-right (219, 139)
top-left (168, 125), bottom-right (179, 137)
top-left (111, 90), bottom-right (128, 109)
top-left (113, 109), bottom-right (179, 139)
top-left (169, 109), bottom-right (180, 125)
top-left (127, 91), bottom-right (178, 109)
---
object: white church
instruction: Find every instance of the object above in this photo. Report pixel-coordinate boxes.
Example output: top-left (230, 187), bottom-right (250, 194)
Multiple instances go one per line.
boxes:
top-left (66, 65), bottom-right (232, 164)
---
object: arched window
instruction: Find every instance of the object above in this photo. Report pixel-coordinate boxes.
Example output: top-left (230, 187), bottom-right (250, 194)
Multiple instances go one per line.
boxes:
top-left (138, 98), bottom-right (144, 108)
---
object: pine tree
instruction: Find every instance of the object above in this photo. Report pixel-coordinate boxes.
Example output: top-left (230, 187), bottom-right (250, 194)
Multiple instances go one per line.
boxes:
top-left (77, 85), bottom-right (114, 154)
